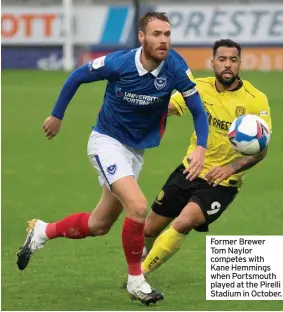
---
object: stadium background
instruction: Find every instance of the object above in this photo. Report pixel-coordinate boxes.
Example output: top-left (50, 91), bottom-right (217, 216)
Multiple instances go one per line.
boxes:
top-left (2, 0), bottom-right (283, 311)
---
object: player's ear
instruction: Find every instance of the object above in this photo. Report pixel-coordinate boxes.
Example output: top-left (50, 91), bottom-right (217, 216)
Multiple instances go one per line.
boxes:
top-left (138, 31), bottom-right (144, 44)
top-left (211, 59), bottom-right (214, 69)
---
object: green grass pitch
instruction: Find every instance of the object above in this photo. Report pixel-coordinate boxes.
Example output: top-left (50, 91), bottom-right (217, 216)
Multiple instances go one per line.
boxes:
top-left (2, 70), bottom-right (283, 311)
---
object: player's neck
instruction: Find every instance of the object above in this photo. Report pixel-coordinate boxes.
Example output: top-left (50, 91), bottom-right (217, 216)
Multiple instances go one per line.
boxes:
top-left (140, 50), bottom-right (162, 73)
top-left (215, 79), bottom-right (241, 92)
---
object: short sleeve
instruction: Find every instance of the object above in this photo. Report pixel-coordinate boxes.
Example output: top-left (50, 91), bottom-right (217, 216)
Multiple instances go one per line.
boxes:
top-left (252, 93), bottom-right (272, 133)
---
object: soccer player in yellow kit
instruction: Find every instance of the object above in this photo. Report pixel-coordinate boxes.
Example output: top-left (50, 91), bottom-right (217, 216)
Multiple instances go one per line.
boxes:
top-left (142, 39), bottom-right (272, 276)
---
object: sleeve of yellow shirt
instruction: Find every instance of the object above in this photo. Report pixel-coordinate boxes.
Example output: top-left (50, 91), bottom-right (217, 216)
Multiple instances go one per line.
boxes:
top-left (170, 91), bottom-right (187, 116)
top-left (253, 93), bottom-right (272, 133)
top-left (170, 71), bottom-right (196, 116)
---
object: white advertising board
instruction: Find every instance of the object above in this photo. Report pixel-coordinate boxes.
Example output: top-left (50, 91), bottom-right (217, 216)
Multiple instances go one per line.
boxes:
top-left (1, 5), bottom-right (282, 45)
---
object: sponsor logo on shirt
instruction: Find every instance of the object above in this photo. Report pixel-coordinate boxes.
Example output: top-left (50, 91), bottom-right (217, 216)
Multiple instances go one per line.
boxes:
top-left (260, 111), bottom-right (269, 116)
top-left (121, 91), bottom-right (161, 106)
top-left (89, 55), bottom-right (106, 71)
top-left (208, 113), bottom-right (232, 131)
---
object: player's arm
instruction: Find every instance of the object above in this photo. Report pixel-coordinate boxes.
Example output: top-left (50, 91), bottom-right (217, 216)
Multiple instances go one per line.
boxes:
top-left (182, 90), bottom-right (209, 180)
top-left (174, 63), bottom-right (208, 180)
top-left (174, 68), bottom-right (208, 149)
top-left (205, 149), bottom-right (268, 186)
top-left (43, 55), bottom-right (117, 140)
top-left (231, 149), bottom-right (268, 173)
top-left (182, 89), bottom-right (208, 148)
top-left (168, 71), bottom-right (197, 117)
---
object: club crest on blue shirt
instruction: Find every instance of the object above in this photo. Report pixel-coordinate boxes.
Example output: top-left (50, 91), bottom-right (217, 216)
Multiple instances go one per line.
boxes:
top-left (107, 164), bottom-right (117, 175)
top-left (154, 77), bottom-right (167, 90)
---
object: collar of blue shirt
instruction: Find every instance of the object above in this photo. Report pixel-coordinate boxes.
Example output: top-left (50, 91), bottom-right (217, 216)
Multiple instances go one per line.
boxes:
top-left (135, 47), bottom-right (164, 77)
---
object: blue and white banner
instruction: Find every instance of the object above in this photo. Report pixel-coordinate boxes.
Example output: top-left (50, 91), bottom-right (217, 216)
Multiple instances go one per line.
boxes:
top-left (1, 6), bottom-right (134, 45)
top-left (1, 4), bottom-right (283, 46)
top-left (157, 4), bottom-right (283, 45)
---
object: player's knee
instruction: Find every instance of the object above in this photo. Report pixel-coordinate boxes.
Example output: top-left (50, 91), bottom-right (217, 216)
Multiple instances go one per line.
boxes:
top-left (129, 198), bottom-right (148, 219)
top-left (173, 202), bottom-right (206, 234)
top-left (173, 215), bottom-right (205, 235)
top-left (88, 221), bottom-right (112, 236)
top-left (173, 217), bottom-right (192, 234)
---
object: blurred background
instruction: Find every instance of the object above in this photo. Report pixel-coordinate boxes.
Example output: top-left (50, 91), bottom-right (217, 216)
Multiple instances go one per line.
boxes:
top-left (2, 0), bottom-right (283, 71)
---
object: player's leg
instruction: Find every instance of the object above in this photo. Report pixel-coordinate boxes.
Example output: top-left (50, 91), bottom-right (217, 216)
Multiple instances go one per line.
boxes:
top-left (119, 166), bottom-right (174, 288)
top-left (142, 204), bottom-right (204, 275)
top-left (89, 132), bottom-right (163, 304)
top-left (143, 210), bottom-right (173, 260)
top-left (143, 179), bottom-right (238, 275)
top-left (87, 186), bottom-right (123, 235)
top-left (45, 185), bottom-right (123, 238)
top-left (110, 176), bottom-right (164, 304)
top-left (16, 131), bottom-right (125, 270)
top-left (16, 186), bottom-right (123, 270)
top-left (120, 210), bottom-right (172, 289)
top-left (141, 164), bottom-right (190, 274)
top-left (143, 164), bottom-right (189, 258)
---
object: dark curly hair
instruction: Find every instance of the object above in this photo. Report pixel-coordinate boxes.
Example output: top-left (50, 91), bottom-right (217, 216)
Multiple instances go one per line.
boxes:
top-left (213, 39), bottom-right (242, 57)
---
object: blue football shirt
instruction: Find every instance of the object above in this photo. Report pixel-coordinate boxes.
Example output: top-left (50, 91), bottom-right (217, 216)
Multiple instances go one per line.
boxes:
top-left (51, 47), bottom-right (208, 149)
top-left (90, 47), bottom-right (197, 148)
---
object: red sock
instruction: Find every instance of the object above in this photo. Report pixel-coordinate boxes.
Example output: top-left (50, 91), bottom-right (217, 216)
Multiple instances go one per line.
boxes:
top-left (46, 212), bottom-right (92, 239)
top-left (122, 217), bottom-right (145, 275)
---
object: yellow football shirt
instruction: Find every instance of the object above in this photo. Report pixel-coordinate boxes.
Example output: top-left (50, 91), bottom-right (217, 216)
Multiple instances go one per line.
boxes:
top-left (171, 77), bottom-right (272, 187)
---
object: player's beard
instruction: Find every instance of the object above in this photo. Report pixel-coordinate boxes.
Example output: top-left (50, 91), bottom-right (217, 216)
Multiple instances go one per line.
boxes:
top-left (215, 70), bottom-right (238, 87)
top-left (143, 38), bottom-right (168, 63)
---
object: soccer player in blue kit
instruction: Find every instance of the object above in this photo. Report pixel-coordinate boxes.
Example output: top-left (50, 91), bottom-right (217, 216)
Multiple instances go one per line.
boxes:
top-left (17, 11), bottom-right (208, 305)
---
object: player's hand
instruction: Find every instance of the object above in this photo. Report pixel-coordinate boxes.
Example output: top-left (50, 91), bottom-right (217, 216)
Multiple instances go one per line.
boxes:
top-left (183, 146), bottom-right (206, 181)
top-left (42, 116), bottom-right (62, 140)
top-left (205, 165), bottom-right (235, 187)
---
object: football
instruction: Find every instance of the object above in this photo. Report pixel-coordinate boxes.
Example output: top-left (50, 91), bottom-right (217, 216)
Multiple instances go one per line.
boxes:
top-left (228, 114), bottom-right (271, 155)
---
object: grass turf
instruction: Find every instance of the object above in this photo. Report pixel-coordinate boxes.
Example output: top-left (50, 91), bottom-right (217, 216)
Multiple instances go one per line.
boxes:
top-left (2, 70), bottom-right (283, 311)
